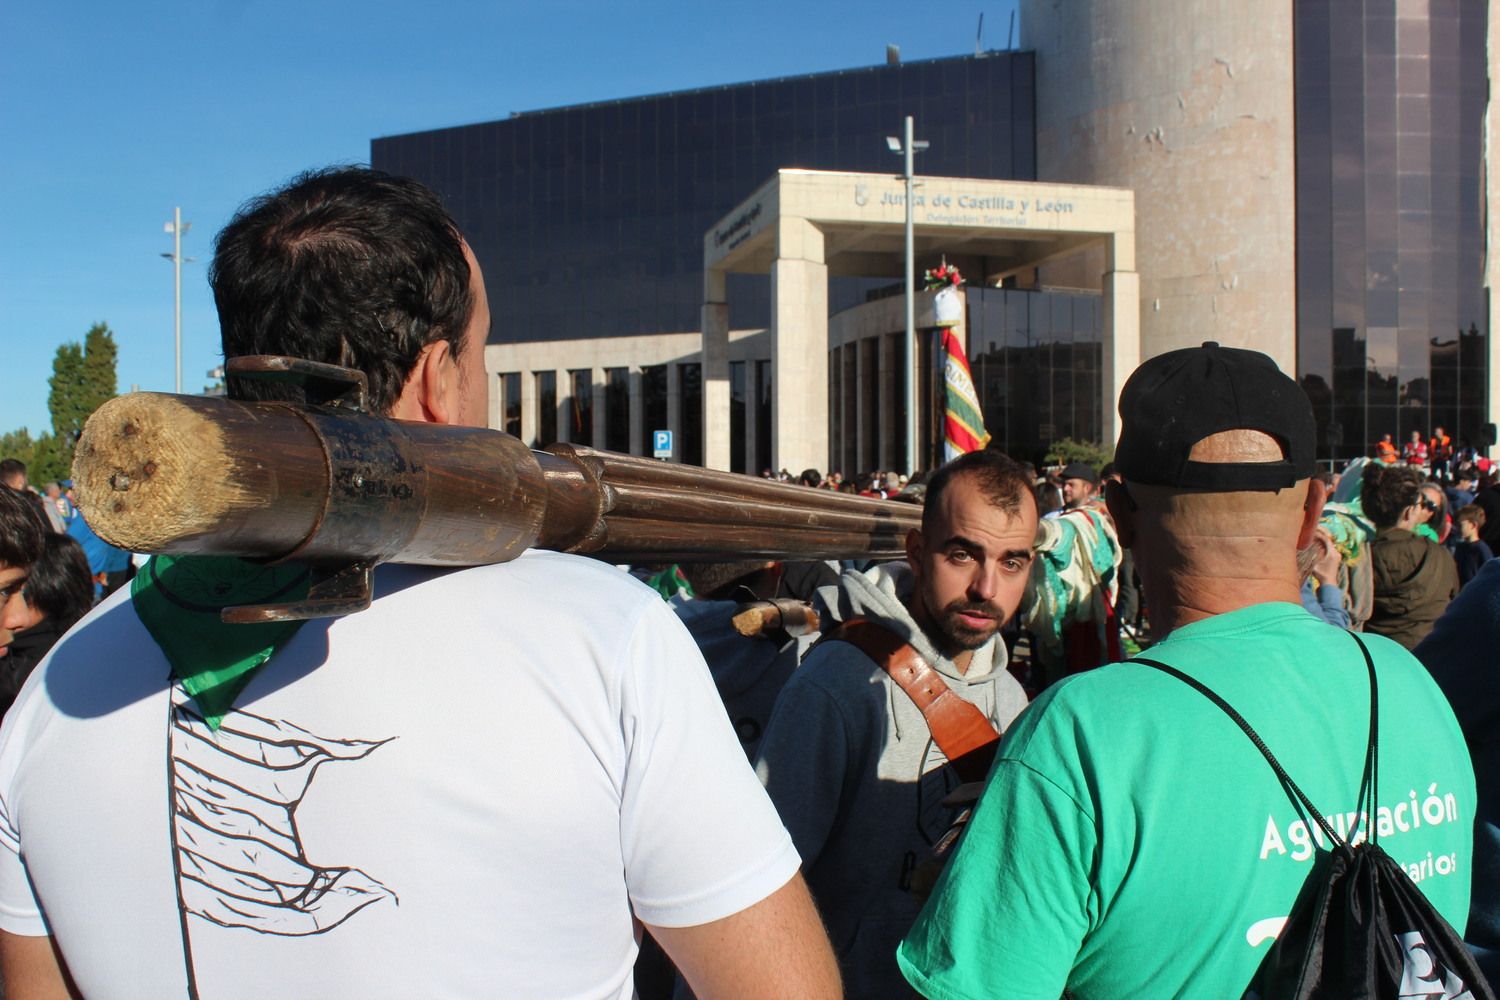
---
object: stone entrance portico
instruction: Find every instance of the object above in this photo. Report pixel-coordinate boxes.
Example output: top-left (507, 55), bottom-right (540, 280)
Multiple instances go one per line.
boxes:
top-left (702, 169), bottom-right (1138, 473)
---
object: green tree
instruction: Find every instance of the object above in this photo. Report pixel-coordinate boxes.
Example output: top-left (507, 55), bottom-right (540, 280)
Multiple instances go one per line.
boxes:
top-left (0, 429), bottom-right (36, 469)
top-left (82, 322), bottom-right (118, 404)
top-left (0, 428), bottom-right (68, 485)
top-left (47, 341), bottom-right (87, 444)
top-left (1044, 437), bottom-right (1115, 473)
top-left (45, 322), bottom-right (119, 469)
top-left (29, 433), bottom-right (70, 485)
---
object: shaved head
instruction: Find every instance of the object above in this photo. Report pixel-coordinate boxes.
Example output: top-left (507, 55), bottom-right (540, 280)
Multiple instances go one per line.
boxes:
top-left (1109, 430), bottom-right (1327, 635)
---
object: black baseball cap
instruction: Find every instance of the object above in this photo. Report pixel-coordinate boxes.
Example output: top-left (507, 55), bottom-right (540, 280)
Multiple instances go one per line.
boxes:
top-left (1060, 462), bottom-right (1100, 485)
top-left (1115, 342), bottom-right (1317, 491)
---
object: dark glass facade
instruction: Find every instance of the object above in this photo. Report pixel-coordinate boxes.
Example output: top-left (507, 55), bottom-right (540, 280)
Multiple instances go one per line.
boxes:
top-left (641, 365), bottom-right (667, 455)
top-left (535, 370), bottom-right (557, 446)
top-left (372, 53), bottom-right (1036, 345)
top-left (500, 372), bottom-right (521, 438)
top-left (966, 289), bottom-right (1102, 464)
top-left (1295, 0), bottom-right (1489, 461)
top-left (604, 367), bottom-right (630, 452)
top-left (568, 369), bottom-right (593, 443)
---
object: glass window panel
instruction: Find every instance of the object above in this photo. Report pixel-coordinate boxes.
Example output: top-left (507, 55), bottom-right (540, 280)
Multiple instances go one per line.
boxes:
top-left (862, 338), bottom-right (880, 471)
top-left (1005, 337), bottom-right (1042, 464)
top-left (1328, 404), bottom-right (1362, 459)
top-left (641, 365), bottom-right (667, 457)
top-left (1397, 96), bottom-right (1432, 134)
top-left (755, 360), bottom-right (773, 476)
top-left (1367, 327), bottom-right (1399, 375)
top-left (1397, 15), bottom-right (1430, 57)
top-left (604, 368), bottom-right (630, 452)
top-left (1334, 364), bottom-right (1367, 409)
top-left (569, 369), bottom-right (594, 444)
top-left (1366, 290), bottom-right (1399, 327)
top-left (1397, 173), bottom-right (1432, 213)
top-left (1398, 290), bottom-right (1430, 328)
top-left (1368, 407), bottom-right (1400, 449)
top-left (501, 373), bottom-right (522, 438)
top-left (1430, 358), bottom-right (1460, 408)
top-left (679, 363), bottom-right (703, 467)
top-left (730, 361), bottom-right (747, 473)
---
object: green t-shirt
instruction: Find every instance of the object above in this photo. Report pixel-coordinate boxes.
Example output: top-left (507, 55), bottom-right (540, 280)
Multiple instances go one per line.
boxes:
top-left (898, 602), bottom-right (1475, 999)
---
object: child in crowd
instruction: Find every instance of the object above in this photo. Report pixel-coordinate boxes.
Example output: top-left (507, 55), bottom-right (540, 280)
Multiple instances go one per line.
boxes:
top-left (1452, 504), bottom-right (1494, 588)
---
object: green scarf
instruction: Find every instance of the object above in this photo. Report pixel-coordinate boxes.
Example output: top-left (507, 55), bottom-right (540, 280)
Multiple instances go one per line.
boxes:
top-left (132, 554), bottom-right (311, 730)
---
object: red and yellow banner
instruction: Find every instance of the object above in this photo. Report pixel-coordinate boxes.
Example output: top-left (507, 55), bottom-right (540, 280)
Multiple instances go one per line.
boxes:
top-left (942, 329), bottom-right (990, 463)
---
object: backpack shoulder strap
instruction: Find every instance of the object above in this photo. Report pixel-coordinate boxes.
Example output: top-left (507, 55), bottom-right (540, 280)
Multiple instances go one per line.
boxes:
top-left (1130, 630), bottom-right (1379, 855)
top-left (826, 619), bottom-right (1000, 783)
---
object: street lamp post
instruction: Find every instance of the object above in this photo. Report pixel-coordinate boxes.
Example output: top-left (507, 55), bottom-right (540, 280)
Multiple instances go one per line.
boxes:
top-left (162, 208), bottom-right (192, 394)
top-left (887, 117), bottom-right (928, 473)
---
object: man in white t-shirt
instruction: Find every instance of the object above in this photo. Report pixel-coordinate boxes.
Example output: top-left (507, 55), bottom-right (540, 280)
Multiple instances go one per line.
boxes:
top-left (0, 168), bottom-right (838, 999)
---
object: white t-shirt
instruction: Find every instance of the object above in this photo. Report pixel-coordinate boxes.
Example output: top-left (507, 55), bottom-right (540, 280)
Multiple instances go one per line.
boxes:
top-left (0, 550), bottom-right (798, 999)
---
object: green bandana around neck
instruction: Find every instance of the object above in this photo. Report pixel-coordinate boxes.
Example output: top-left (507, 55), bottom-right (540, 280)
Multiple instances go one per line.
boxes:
top-left (131, 554), bottom-right (312, 730)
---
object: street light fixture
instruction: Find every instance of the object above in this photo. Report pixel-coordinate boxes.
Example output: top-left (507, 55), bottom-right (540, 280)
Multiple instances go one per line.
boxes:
top-left (161, 207), bottom-right (193, 394)
top-left (886, 117), bottom-right (928, 473)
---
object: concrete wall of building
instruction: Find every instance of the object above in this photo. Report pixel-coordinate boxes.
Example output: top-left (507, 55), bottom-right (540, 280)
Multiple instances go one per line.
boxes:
top-left (1021, 0), bottom-right (1297, 370)
top-left (484, 329), bottom-right (766, 458)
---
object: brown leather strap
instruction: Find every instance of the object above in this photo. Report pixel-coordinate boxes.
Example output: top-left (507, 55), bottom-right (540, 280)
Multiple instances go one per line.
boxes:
top-left (827, 619), bottom-right (1000, 784)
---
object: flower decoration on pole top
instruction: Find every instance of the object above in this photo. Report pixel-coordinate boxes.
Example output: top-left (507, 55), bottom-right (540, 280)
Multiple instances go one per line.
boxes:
top-left (923, 263), bottom-right (964, 290)
top-left (925, 261), bottom-right (965, 328)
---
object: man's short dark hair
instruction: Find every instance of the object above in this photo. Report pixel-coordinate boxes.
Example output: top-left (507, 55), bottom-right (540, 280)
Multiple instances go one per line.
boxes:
top-left (22, 533), bottom-right (94, 632)
top-left (921, 450), bottom-right (1037, 535)
top-left (210, 167), bottom-right (475, 414)
top-left (0, 459), bottom-right (25, 486)
top-left (1361, 462), bottom-right (1424, 528)
top-left (0, 487), bottom-right (46, 572)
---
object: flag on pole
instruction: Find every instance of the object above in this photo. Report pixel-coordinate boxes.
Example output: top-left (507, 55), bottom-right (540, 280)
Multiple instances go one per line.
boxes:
top-left (941, 329), bottom-right (990, 463)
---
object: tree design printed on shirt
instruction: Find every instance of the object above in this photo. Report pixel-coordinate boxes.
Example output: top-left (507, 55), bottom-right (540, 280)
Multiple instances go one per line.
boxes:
top-left (168, 685), bottom-right (397, 984)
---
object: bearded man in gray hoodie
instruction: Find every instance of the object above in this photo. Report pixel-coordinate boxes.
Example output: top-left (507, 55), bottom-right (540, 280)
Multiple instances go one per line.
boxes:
top-left (753, 449), bottom-right (1036, 997)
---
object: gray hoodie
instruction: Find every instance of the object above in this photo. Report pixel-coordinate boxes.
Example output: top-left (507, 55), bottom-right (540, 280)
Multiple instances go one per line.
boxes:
top-left (753, 563), bottom-right (1029, 998)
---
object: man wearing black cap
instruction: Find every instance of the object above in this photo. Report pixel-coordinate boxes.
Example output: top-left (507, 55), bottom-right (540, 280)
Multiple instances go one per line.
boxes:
top-left (1056, 461), bottom-right (1101, 513)
top-left (1026, 458), bottom-right (1122, 685)
top-left (899, 343), bottom-right (1475, 997)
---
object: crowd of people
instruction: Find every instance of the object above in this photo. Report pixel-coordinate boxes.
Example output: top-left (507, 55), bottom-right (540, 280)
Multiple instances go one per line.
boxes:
top-left (0, 167), bottom-right (1490, 998)
top-left (0, 461), bottom-right (121, 719)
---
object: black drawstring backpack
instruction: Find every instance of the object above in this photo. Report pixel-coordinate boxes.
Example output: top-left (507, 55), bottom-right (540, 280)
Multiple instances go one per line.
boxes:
top-left (1133, 631), bottom-right (1494, 1000)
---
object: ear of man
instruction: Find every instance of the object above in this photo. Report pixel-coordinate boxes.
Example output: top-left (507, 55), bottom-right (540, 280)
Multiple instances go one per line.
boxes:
top-left (904, 527), bottom-right (925, 569)
top-left (390, 339), bottom-right (459, 425)
top-left (1295, 477), bottom-right (1329, 550)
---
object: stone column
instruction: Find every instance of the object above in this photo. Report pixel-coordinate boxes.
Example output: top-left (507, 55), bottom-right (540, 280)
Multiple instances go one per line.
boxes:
top-left (520, 371), bottom-right (539, 448)
top-left (702, 268), bottom-right (732, 470)
top-left (666, 362), bottom-right (682, 464)
top-left (628, 368), bottom-right (644, 456)
top-left (487, 365), bottom-right (502, 431)
top-left (556, 368), bottom-right (573, 445)
top-left (591, 368), bottom-right (607, 450)
top-left (770, 217), bottom-right (828, 473)
top-left (1103, 231), bottom-right (1141, 444)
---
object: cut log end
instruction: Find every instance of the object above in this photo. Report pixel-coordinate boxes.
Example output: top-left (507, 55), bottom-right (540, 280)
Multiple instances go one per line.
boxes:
top-left (72, 394), bottom-right (254, 551)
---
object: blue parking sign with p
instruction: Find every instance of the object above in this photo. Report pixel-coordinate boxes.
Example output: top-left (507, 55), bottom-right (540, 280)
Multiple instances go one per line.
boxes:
top-left (652, 429), bottom-right (673, 459)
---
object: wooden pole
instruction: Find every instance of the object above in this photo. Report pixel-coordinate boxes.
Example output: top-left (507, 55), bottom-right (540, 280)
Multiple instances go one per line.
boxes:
top-left (74, 392), bottom-right (920, 570)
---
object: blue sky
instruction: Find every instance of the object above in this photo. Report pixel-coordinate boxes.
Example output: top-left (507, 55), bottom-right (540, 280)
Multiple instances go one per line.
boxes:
top-left (1, 0), bottom-right (1018, 436)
